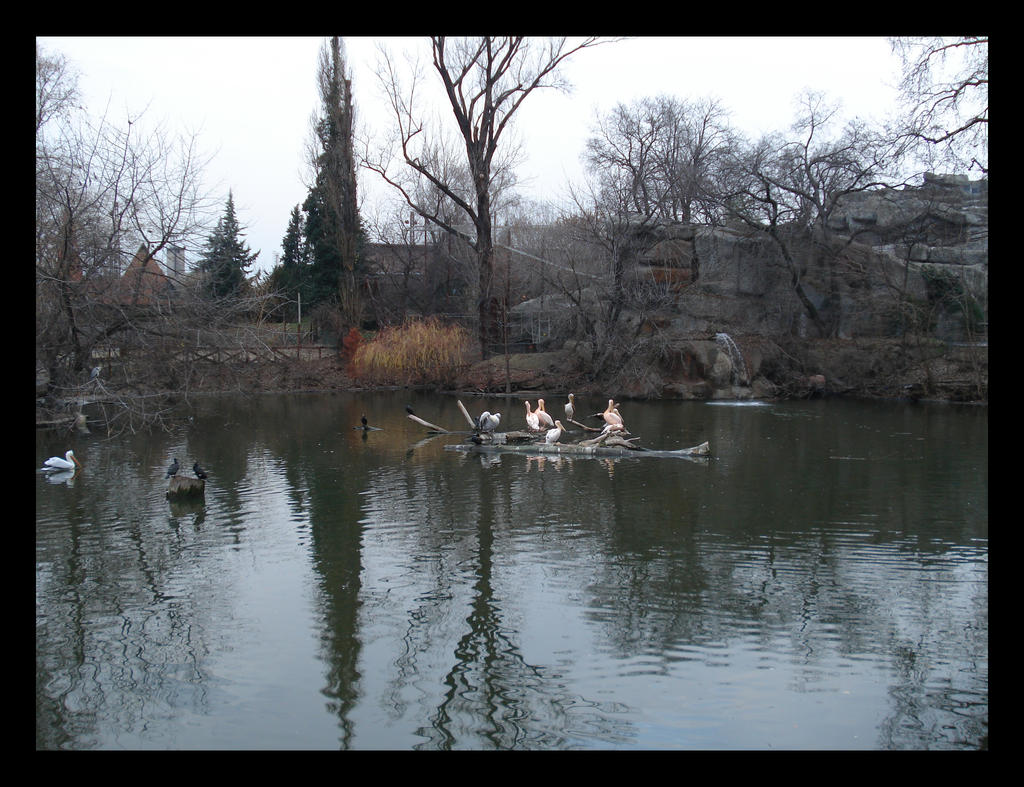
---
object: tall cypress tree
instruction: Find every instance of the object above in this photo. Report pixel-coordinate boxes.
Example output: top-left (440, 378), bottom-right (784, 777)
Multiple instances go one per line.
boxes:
top-left (199, 191), bottom-right (259, 300)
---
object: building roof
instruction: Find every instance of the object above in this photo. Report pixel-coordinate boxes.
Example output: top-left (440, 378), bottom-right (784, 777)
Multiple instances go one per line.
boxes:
top-left (115, 244), bottom-right (175, 305)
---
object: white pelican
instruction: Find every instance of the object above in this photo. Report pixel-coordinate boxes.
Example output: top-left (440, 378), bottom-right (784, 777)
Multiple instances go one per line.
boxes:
top-left (42, 450), bottom-right (82, 472)
top-left (193, 462), bottom-right (208, 480)
top-left (478, 411), bottom-right (501, 432)
top-left (165, 457), bottom-right (180, 478)
top-left (545, 420), bottom-right (565, 444)
top-left (564, 393), bottom-right (575, 422)
top-left (602, 399), bottom-right (624, 431)
top-left (536, 398), bottom-right (555, 429)
top-left (524, 401), bottom-right (541, 431)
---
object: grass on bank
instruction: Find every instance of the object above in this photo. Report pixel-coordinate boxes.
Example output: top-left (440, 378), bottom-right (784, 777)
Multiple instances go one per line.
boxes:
top-left (351, 317), bottom-right (471, 387)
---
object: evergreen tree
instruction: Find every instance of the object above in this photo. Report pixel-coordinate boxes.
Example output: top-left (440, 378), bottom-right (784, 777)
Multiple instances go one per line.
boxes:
top-left (302, 37), bottom-right (362, 320)
top-left (268, 204), bottom-right (311, 320)
top-left (198, 191), bottom-right (259, 300)
top-left (280, 204), bottom-right (307, 270)
top-left (302, 186), bottom-right (342, 306)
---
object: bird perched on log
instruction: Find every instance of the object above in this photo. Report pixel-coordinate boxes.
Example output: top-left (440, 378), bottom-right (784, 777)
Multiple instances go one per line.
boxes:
top-left (564, 393), bottom-right (575, 422)
top-left (166, 458), bottom-right (180, 478)
top-left (477, 411), bottom-right (501, 432)
top-left (536, 399), bottom-right (555, 429)
top-left (193, 462), bottom-right (208, 480)
top-left (361, 414), bottom-right (369, 429)
top-left (545, 420), bottom-right (565, 444)
top-left (405, 405), bottom-right (415, 416)
top-left (601, 399), bottom-right (624, 432)
top-left (524, 401), bottom-right (541, 431)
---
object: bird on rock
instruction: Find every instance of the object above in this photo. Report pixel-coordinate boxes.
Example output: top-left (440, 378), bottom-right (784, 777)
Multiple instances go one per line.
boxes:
top-left (545, 420), bottom-right (565, 444)
top-left (193, 462), bottom-right (208, 480)
top-left (166, 458), bottom-right (180, 478)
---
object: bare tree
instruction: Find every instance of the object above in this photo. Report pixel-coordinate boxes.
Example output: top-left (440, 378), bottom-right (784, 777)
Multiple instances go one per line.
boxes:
top-left (36, 44), bottom-right (80, 134)
top-left (366, 36), bottom-right (609, 358)
top-left (891, 36), bottom-right (988, 175)
top-left (585, 95), bottom-right (736, 226)
top-left (36, 45), bottom-right (222, 431)
top-left (717, 92), bottom-right (901, 337)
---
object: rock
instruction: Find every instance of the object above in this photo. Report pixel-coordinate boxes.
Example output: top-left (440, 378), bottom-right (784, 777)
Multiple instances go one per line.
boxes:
top-left (459, 351), bottom-right (567, 391)
top-left (166, 476), bottom-right (205, 499)
top-left (708, 352), bottom-right (734, 388)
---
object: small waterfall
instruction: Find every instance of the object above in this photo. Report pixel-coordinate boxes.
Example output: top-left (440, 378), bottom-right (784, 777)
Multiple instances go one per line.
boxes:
top-left (714, 332), bottom-right (748, 386)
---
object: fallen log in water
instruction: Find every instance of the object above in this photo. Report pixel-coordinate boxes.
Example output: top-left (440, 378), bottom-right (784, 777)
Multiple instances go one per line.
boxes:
top-left (445, 436), bottom-right (710, 460)
top-left (166, 475), bottom-right (205, 498)
top-left (406, 399), bottom-right (503, 435)
top-left (405, 399), bottom-right (709, 458)
top-left (406, 412), bottom-right (451, 433)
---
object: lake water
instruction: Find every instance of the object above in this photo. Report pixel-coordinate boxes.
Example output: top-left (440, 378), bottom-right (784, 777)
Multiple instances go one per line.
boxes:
top-left (36, 392), bottom-right (988, 750)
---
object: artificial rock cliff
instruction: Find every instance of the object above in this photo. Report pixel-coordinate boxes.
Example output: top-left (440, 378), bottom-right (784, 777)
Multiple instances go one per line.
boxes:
top-left (498, 174), bottom-right (987, 402)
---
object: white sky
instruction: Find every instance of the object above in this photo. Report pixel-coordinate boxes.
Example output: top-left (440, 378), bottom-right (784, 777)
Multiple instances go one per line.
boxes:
top-left (37, 36), bottom-right (906, 274)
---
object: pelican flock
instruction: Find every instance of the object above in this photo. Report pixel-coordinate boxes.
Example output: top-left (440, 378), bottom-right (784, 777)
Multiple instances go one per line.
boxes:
top-left (515, 395), bottom-right (628, 442)
top-left (41, 450), bottom-right (82, 472)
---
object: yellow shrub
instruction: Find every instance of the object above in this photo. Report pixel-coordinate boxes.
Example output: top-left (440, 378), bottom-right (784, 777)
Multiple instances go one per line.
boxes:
top-left (352, 317), bottom-right (471, 387)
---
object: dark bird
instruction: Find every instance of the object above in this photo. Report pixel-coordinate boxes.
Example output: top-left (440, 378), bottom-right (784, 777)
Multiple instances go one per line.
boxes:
top-left (361, 414), bottom-right (368, 428)
top-left (193, 462), bottom-right (208, 480)
top-left (165, 458), bottom-right (179, 478)
top-left (405, 405), bottom-right (415, 416)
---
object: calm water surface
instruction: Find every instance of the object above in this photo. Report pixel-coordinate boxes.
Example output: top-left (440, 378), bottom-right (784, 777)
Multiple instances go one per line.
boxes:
top-left (36, 392), bottom-right (988, 749)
